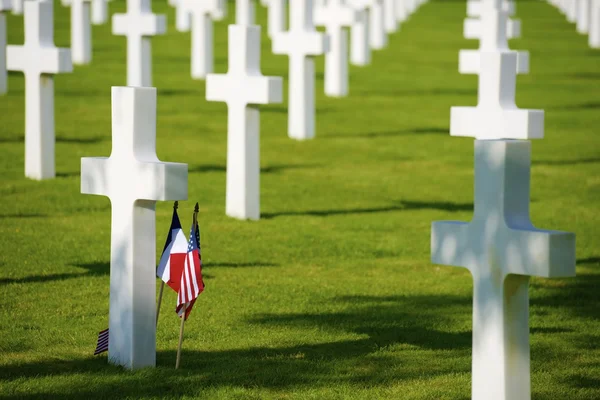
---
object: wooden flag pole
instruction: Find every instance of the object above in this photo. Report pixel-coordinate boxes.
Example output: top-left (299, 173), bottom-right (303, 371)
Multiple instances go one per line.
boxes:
top-left (175, 303), bottom-right (186, 369)
top-left (156, 201), bottom-right (179, 327)
top-left (175, 203), bottom-right (199, 369)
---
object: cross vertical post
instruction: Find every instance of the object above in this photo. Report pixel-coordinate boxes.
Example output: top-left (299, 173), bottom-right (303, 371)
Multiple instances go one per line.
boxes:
top-left (71, 0), bottom-right (93, 65)
top-left (206, 24), bottom-right (282, 219)
top-left (112, 0), bottom-right (166, 87)
top-left (0, 0), bottom-right (10, 95)
top-left (91, 0), bottom-right (108, 25)
top-left (7, 0), bottom-right (72, 180)
top-left (81, 87), bottom-right (188, 369)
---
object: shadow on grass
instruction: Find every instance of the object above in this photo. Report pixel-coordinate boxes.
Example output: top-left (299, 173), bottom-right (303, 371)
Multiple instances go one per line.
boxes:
top-left (530, 257), bottom-right (600, 321)
top-left (189, 163), bottom-right (321, 174)
top-left (0, 262), bottom-right (109, 285)
top-left (534, 157), bottom-right (600, 166)
top-left (0, 294), bottom-right (473, 399)
top-left (0, 213), bottom-right (47, 219)
top-left (262, 200), bottom-right (473, 219)
top-left (325, 127), bottom-right (448, 139)
top-left (0, 136), bottom-right (104, 144)
top-left (548, 101), bottom-right (600, 111)
top-left (205, 262), bottom-right (278, 268)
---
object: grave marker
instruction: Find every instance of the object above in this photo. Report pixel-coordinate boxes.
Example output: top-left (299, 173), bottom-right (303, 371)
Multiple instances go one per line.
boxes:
top-left (91, 0), bottom-right (108, 25)
top-left (81, 87), bottom-right (188, 369)
top-left (273, 0), bottom-right (328, 140)
top-left (348, 2), bottom-right (370, 66)
top-left (0, 0), bottom-right (10, 95)
top-left (11, 0), bottom-right (21, 15)
top-left (182, 0), bottom-right (226, 79)
top-left (589, 0), bottom-right (600, 47)
top-left (7, 0), bottom-right (72, 180)
top-left (314, 0), bottom-right (358, 97)
top-left (266, 0), bottom-right (286, 37)
top-left (113, 0), bottom-right (166, 87)
top-left (383, 0), bottom-right (397, 33)
top-left (71, 0), bottom-right (93, 65)
top-left (206, 0), bottom-right (282, 219)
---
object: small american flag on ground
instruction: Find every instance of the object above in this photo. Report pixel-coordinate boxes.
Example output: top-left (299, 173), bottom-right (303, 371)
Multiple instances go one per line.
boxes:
top-left (94, 328), bottom-right (109, 355)
top-left (176, 223), bottom-right (205, 320)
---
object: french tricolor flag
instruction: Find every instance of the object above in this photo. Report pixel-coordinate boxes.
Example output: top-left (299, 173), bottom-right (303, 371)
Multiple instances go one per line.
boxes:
top-left (157, 207), bottom-right (189, 293)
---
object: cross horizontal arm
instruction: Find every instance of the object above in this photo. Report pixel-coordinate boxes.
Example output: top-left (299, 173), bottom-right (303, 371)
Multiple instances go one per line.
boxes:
top-left (81, 158), bottom-right (188, 201)
top-left (6, 46), bottom-right (72, 75)
top-left (112, 14), bottom-right (166, 36)
top-left (206, 74), bottom-right (282, 105)
top-left (431, 221), bottom-right (471, 270)
top-left (459, 49), bottom-right (528, 75)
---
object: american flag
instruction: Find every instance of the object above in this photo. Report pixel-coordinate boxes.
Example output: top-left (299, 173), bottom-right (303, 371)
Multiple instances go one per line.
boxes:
top-left (176, 223), bottom-right (205, 320)
top-left (94, 328), bottom-right (109, 355)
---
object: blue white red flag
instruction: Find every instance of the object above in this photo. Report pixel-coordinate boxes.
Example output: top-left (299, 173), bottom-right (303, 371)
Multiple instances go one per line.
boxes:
top-left (157, 207), bottom-right (188, 293)
top-left (176, 223), bottom-right (205, 320)
top-left (93, 328), bottom-right (109, 355)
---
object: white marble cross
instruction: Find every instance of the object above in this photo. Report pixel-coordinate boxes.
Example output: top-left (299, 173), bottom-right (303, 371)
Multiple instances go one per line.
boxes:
top-left (81, 87), bottom-right (188, 370)
top-left (465, 0), bottom-right (520, 40)
top-left (182, 0), bottom-right (225, 79)
top-left (236, 0), bottom-right (256, 25)
top-left (460, 4), bottom-right (529, 80)
top-left (347, 2), bottom-right (370, 66)
top-left (0, 0), bottom-right (10, 95)
top-left (175, 0), bottom-right (191, 32)
top-left (576, 0), bottom-right (591, 33)
top-left (273, 0), bottom-right (328, 140)
top-left (366, 0), bottom-right (387, 50)
top-left (314, 0), bottom-right (358, 97)
top-left (266, 0), bottom-right (287, 37)
top-left (395, 0), bottom-right (407, 22)
top-left (566, 0), bottom-right (578, 22)
top-left (383, 0), bottom-right (397, 33)
top-left (431, 140), bottom-right (575, 400)
top-left (7, 0), bottom-right (72, 180)
top-left (206, 23), bottom-right (282, 220)
top-left (591, 0), bottom-right (600, 48)
top-left (91, 0), bottom-right (108, 25)
top-left (113, 0), bottom-right (166, 87)
top-left (11, 0), bottom-right (21, 15)
top-left (71, 0), bottom-right (93, 65)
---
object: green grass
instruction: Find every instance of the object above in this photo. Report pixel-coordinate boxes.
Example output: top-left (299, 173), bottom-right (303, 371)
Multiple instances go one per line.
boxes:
top-left (1, 0), bottom-right (599, 398)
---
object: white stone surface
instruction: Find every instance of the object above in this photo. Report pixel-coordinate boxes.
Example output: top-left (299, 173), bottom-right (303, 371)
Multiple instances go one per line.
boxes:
top-left (314, 0), bottom-right (358, 97)
top-left (465, 0), bottom-right (521, 41)
top-left (348, 2), bottom-right (370, 66)
top-left (566, 0), bottom-right (578, 22)
top-left (11, 0), bottom-right (21, 15)
top-left (460, 5), bottom-right (529, 76)
top-left (273, 0), bottom-right (328, 140)
top-left (431, 140), bottom-right (575, 400)
top-left (113, 0), bottom-right (166, 87)
top-left (0, 0), bottom-right (10, 95)
top-left (383, 0), bottom-right (396, 33)
top-left (236, 0), bottom-right (256, 25)
top-left (182, 0), bottom-right (225, 79)
top-left (591, 0), bottom-right (600, 48)
top-left (71, 0), bottom-right (93, 65)
top-left (91, 0), bottom-right (108, 25)
top-left (206, 25), bottom-right (282, 220)
top-left (7, 0), bottom-right (72, 180)
top-left (395, 0), bottom-right (406, 22)
top-left (577, 0), bottom-right (591, 33)
top-left (368, 0), bottom-right (386, 49)
top-left (175, 0), bottom-right (191, 32)
top-left (81, 87), bottom-right (188, 370)
top-left (266, 0), bottom-right (286, 37)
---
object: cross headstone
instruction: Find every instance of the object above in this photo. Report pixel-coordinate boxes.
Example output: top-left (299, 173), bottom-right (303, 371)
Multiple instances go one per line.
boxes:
top-left (314, 0), bottom-right (358, 97)
top-left (367, 0), bottom-right (386, 49)
top-left (348, 2), bottom-right (370, 66)
top-left (7, 0), bottom-right (72, 180)
top-left (175, 0), bottom-right (191, 32)
top-left (273, 0), bottom-right (328, 140)
top-left (182, 0), bottom-right (226, 79)
top-left (236, 0), bottom-right (256, 25)
top-left (433, 0), bottom-right (576, 397)
top-left (91, 0), bottom-right (108, 25)
top-left (383, 0), bottom-right (397, 33)
top-left (11, 0), bottom-right (21, 15)
top-left (459, 3), bottom-right (529, 81)
top-left (71, 0), bottom-right (93, 65)
top-left (0, 0), bottom-right (11, 95)
top-left (431, 141), bottom-right (575, 400)
top-left (395, 0), bottom-right (407, 22)
top-left (266, 0), bottom-right (286, 37)
top-left (113, 0), bottom-right (166, 87)
top-left (590, 0), bottom-right (600, 48)
top-left (81, 86), bottom-right (188, 370)
top-left (206, 4), bottom-right (282, 220)
top-left (465, 0), bottom-right (520, 40)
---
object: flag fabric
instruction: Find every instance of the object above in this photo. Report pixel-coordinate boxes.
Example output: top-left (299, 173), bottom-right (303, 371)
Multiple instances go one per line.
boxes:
top-left (94, 328), bottom-right (109, 355)
top-left (157, 207), bottom-right (189, 293)
top-left (176, 222), bottom-right (205, 320)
